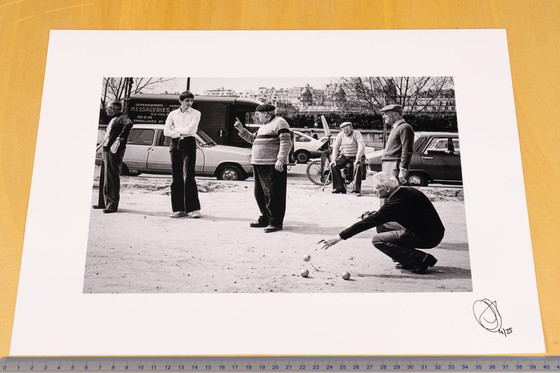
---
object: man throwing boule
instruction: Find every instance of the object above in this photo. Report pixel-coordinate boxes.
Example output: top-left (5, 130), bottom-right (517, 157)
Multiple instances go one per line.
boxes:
top-left (318, 172), bottom-right (444, 274)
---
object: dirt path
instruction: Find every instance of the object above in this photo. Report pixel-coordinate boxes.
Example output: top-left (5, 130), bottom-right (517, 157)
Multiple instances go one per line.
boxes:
top-left (83, 167), bottom-right (471, 293)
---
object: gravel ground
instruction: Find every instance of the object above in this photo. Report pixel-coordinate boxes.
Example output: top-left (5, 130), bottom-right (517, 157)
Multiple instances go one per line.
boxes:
top-left (83, 165), bottom-right (471, 293)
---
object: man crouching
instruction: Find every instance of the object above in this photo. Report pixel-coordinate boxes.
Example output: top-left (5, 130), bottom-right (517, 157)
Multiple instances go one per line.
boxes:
top-left (319, 172), bottom-right (444, 274)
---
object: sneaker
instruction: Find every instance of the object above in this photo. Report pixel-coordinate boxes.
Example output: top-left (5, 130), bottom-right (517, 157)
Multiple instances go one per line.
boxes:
top-left (170, 211), bottom-right (187, 218)
top-left (188, 210), bottom-right (201, 218)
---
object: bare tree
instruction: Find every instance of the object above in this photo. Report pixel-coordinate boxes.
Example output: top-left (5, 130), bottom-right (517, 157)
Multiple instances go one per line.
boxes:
top-left (100, 77), bottom-right (175, 110)
top-left (339, 76), bottom-right (454, 115)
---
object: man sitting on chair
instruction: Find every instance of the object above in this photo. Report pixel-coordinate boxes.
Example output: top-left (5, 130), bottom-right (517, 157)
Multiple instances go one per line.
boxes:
top-left (330, 121), bottom-right (366, 196)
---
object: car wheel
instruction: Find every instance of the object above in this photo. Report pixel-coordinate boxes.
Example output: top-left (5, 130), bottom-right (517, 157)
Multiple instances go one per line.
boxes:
top-left (120, 163), bottom-right (141, 176)
top-left (407, 173), bottom-right (428, 186)
top-left (120, 163), bottom-right (131, 176)
top-left (217, 165), bottom-right (246, 181)
top-left (294, 150), bottom-right (310, 163)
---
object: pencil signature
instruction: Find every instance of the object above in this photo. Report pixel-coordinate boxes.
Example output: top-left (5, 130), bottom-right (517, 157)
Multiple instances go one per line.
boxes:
top-left (473, 298), bottom-right (513, 337)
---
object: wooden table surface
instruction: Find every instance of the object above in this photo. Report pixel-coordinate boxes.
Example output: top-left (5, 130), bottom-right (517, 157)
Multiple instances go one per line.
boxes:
top-left (1, 0), bottom-right (559, 356)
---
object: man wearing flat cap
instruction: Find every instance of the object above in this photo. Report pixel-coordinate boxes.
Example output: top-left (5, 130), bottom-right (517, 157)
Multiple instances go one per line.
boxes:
top-left (330, 121), bottom-right (366, 195)
top-left (233, 104), bottom-right (292, 233)
top-left (379, 104), bottom-right (414, 186)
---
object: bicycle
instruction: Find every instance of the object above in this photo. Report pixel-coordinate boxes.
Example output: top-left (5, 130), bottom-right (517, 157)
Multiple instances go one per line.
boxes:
top-left (306, 137), bottom-right (355, 189)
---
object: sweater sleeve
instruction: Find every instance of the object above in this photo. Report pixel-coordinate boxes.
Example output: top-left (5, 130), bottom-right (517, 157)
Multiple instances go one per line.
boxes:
top-left (237, 127), bottom-right (257, 144)
top-left (338, 199), bottom-right (398, 239)
top-left (276, 119), bottom-right (292, 164)
top-left (400, 125), bottom-right (414, 169)
top-left (118, 116), bottom-right (133, 140)
top-left (355, 131), bottom-right (366, 159)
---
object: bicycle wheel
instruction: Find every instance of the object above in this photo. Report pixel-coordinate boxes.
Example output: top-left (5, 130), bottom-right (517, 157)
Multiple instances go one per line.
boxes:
top-left (306, 159), bottom-right (332, 186)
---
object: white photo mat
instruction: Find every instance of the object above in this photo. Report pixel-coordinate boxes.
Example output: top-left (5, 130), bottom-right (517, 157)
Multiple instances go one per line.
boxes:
top-left (11, 30), bottom-right (544, 355)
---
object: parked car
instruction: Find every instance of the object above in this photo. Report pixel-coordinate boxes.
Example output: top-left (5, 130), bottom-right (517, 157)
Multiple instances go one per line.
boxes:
top-left (95, 124), bottom-right (253, 180)
top-left (366, 132), bottom-right (462, 186)
top-left (292, 130), bottom-right (325, 163)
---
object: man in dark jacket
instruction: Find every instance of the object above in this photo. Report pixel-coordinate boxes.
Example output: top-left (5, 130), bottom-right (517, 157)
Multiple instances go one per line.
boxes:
top-left (93, 100), bottom-right (133, 213)
top-left (319, 172), bottom-right (444, 273)
top-left (380, 104), bottom-right (414, 185)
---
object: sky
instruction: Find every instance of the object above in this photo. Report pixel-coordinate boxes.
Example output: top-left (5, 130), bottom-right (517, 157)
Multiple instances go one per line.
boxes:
top-left (144, 77), bottom-right (341, 95)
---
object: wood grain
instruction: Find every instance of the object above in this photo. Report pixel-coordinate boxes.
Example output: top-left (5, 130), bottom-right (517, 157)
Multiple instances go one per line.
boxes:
top-left (1, 0), bottom-right (559, 356)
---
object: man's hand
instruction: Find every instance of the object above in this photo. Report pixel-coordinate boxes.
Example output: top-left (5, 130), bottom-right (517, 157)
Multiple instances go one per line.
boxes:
top-left (275, 159), bottom-right (284, 172)
top-left (110, 138), bottom-right (121, 154)
top-left (358, 210), bottom-right (376, 220)
top-left (398, 168), bottom-right (408, 184)
top-left (233, 117), bottom-right (243, 131)
top-left (317, 236), bottom-right (342, 250)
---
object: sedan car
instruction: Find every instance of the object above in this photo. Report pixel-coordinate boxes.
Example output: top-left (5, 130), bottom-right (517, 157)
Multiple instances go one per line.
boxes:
top-left (291, 130), bottom-right (325, 163)
top-left (95, 124), bottom-right (253, 180)
top-left (366, 131), bottom-right (462, 186)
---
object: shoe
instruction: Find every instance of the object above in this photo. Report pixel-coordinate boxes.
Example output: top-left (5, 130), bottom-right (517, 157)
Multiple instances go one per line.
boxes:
top-left (250, 221), bottom-right (269, 228)
top-left (395, 262), bottom-right (415, 270)
top-left (102, 208), bottom-right (117, 214)
top-left (92, 205), bottom-right (105, 209)
top-left (264, 225), bottom-right (283, 233)
top-left (351, 190), bottom-right (362, 196)
top-left (188, 210), bottom-right (201, 218)
top-left (169, 211), bottom-right (187, 218)
top-left (331, 189), bottom-right (346, 194)
top-left (412, 254), bottom-right (438, 274)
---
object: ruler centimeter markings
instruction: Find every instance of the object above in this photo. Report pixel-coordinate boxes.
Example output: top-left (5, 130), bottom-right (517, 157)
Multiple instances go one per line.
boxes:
top-left (1, 357), bottom-right (560, 372)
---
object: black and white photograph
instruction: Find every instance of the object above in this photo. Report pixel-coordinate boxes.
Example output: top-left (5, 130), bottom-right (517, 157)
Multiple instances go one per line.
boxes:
top-left (84, 76), bottom-right (471, 293)
top-left (11, 30), bottom-right (544, 356)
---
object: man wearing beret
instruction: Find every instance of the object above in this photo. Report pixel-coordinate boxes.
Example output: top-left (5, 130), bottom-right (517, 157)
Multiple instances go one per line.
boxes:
top-left (380, 104), bottom-right (414, 185)
top-left (233, 104), bottom-right (293, 233)
top-left (329, 122), bottom-right (366, 195)
top-left (93, 100), bottom-right (133, 213)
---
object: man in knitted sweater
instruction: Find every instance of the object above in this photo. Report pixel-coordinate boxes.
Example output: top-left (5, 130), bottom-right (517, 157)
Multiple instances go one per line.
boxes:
top-left (380, 104), bottom-right (414, 185)
top-left (318, 172), bottom-right (443, 274)
top-left (233, 104), bottom-right (292, 233)
top-left (329, 121), bottom-right (366, 195)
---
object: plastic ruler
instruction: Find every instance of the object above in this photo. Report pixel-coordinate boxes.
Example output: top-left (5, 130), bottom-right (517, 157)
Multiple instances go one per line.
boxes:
top-left (1, 356), bottom-right (559, 372)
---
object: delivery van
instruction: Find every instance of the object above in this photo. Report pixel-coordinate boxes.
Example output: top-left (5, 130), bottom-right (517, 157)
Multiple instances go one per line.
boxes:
top-left (122, 94), bottom-right (263, 148)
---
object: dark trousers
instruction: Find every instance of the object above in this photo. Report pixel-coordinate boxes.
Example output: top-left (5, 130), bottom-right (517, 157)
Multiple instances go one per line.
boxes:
top-left (253, 165), bottom-right (287, 227)
top-left (98, 148), bottom-right (124, 211)
top-left (331, 155), bottom-right (364, 192)
top-left (170, 137), bottom-right (201, 213)
top-left (371, 222), bottom-right (437, 267)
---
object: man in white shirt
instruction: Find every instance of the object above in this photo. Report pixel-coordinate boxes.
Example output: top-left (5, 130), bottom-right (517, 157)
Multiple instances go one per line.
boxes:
top-left (164, 91), bottom-right (202, 218)
top-left (330, 122), bottom-right (366, 195)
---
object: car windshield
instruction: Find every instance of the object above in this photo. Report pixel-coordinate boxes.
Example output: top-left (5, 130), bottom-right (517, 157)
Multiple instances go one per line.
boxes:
top-left (196, 129), bottom-right (217, 146)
